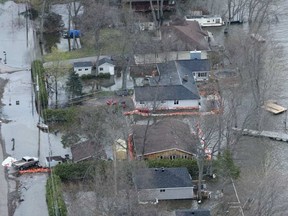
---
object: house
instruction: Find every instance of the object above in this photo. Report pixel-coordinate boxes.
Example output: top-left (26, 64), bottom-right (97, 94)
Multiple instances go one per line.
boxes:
top-left (122, 0), bottom-right (175, 12)
top-left (132, 119), bottom-right (198, 160)
top-left (133, 167), bottom-right (195, 201)
top-left (73, 61), bottom-right (93, 76)
top-left (71, 140), bottom-right (106, 163)
top-left (98, 58), bottom-right (115, 75)
top-left (161, 21), bottom-right (211, 51)
top-left (177, 59), bottom-right (211, 82)
top-left (132, 60), bottom-right (201, 110)
top-left (45, 156), bottom-right (66, 167)
top-left (185, 15), bottom-right (224, 27)
top-left (175, 209), bottom-right (211, 216)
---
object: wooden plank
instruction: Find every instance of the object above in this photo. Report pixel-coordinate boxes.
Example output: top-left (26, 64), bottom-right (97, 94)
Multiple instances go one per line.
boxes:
top-left (263, 101), bottom-right (287, 114)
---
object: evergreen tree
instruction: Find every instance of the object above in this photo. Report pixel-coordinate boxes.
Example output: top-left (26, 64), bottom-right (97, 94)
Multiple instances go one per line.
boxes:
top-left (66, 70), bottom-right (83, 99)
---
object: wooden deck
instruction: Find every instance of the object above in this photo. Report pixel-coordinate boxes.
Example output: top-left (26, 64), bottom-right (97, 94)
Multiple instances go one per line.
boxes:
top-left (262, 101), bottom-right (287, 114)
top-left (232, 127), bottom-right (288, 142)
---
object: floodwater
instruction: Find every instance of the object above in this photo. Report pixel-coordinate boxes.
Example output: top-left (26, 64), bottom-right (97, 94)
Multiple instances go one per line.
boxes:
top-left (0, 1), bottom-right (70, 216)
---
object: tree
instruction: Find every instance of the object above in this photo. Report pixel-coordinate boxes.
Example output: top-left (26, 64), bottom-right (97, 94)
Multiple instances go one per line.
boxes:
top-left (66, 70), bottom-right (83, 99)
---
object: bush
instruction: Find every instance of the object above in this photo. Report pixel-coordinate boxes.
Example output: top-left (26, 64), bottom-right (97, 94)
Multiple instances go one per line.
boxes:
top-left (46, 174), bottom-right (67, 216)
top-left (44, 107), bottom-right (77, 123)
top-left (53, 161), bottom-right (97, 181)
top-left (96, 73), bottom-right (110, 79)
top-left (81, 74), bottom-right (96, 80)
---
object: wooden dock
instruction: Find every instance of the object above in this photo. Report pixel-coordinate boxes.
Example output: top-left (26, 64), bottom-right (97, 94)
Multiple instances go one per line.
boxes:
top-left (262, 101), bottom-right (287, 115)
top-left (232, 127), bottom-right (288, 142)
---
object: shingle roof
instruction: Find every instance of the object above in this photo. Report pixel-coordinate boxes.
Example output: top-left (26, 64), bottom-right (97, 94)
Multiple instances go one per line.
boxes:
top-left (175, 209), bottom-right (211, 216)
top-left (176, 59), bottom-right (211, 72)
top-left (73, 61), bottom-right (93, 67)
top-left (132, 119), bottom-right (198, 156)
top-left (134, 60), bottom-right (200, 101)
top-left (134, 167), bottom-right (193, 189)
top-left (98, 58), bottom-right (114, 66)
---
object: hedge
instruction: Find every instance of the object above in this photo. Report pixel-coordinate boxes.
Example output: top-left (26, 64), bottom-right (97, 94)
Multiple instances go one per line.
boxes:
top-left (44, 107), bottom-right (77, 123)
top-left (46, 174), bottom-right (67, 216)
top-left (31, 60), bottom-right (48, 112)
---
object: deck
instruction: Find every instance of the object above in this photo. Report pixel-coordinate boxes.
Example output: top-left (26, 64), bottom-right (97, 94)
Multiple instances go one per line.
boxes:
top-left (232, 127), bottom-right (288, 142)
top-left (262, 101), bottom-right (287, 114)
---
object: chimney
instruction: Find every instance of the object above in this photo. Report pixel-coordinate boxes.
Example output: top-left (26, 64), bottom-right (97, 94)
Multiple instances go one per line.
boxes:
top-left (183, 74), bottom-right (188, 82)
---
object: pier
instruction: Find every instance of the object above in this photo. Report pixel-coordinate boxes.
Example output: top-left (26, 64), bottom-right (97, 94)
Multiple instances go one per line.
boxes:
top-left (232, 127), bottom-right (288, 142)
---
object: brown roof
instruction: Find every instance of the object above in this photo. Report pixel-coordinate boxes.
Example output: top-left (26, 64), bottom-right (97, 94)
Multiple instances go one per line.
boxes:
top-left (161, 22), bottom-right (210, 51)
top-left (71, 141), bottom-right (106, 163)
top-left (132, 119), bottom-right (198, 157)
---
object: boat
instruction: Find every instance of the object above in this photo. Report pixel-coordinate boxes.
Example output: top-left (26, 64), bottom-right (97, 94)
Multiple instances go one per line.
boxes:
top-left (37, 122), bottom-right (49, 131)
top-left (185, 15), bottom-right (224, 27)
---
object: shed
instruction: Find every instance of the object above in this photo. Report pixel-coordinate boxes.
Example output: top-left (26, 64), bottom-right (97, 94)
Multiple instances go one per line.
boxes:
top-left (98, 58), bottom-right (115, 75)
top-left (74, 61), bottom-right (93, 76)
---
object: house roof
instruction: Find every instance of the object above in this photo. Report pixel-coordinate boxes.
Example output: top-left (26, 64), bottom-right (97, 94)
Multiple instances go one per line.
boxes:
top-left (73, 61), bottom-right (93, 67)
top-left (161, 22), bottom-right (210, 51)
top-left (176, 59), bottom-right (211, 72)
top-left (134, 61), bottom-right (200, 101)
top-left (132, 119), bottom-right (198, 156)
top-left (134, 167), bottom-right (193, 189)
top-left (98, 58), bottom-right (115, 66)
top-left (71, 141), bottom-right (106, 163)
top-left (175, 209), bottom-right (211, 216)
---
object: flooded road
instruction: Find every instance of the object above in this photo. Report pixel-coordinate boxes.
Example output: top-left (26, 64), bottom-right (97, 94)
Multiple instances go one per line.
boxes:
top-left (0, 1), bottom-right (70, 216)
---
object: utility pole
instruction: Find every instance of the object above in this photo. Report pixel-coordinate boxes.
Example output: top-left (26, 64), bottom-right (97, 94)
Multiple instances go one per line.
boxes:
top-left (36, 75), bottom-right (41, 158)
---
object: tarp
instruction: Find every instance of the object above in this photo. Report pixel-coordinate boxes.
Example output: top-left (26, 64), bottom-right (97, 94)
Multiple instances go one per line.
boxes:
top-left (2, 157), bottom-right (17, 167)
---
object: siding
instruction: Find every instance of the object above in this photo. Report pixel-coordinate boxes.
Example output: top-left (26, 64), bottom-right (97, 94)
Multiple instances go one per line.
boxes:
top-left (138, 187), bottom-right (195, 201)
top-left (135, 99), bottom-right (199, 110)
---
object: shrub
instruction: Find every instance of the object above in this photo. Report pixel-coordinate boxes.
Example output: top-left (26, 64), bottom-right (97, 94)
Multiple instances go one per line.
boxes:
top-left (96, 73), bottom-right (110, 79)
top-left (44, 107), bottom-right (77, 123)
top-left (46, 174), bottom-right (67, 216)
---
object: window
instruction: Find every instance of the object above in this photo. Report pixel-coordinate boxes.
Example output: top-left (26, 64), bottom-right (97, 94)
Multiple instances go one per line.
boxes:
top-left (161, 100), bottom-right (165, 103)
top-left (160, 156), bottom-right (163, 159)
top-left (216, 19), bottom-right (220, 23)
top-left (140, 101), bottom-right (145, 104)
top-left (160, 189), bottom-right (166, 192)
top-left (99, 67), bottom-right (103, 71)
top-left (198, 72), bottom-right (207, 77)
top-left (174, 100), bottom-right (179, 105)
top-left (78, 69), bottom-right (82, 71)
top-left (85, 68), bottom-right (88, 71)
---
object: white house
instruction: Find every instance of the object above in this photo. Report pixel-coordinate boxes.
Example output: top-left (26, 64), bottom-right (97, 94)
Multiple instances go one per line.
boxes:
top-left (185, 15), bottom-right (224, 27)
top-left (98, 58), bottom-right (115, 75)
top-left (133, 167), bottom-right (195, 201)
top-left (73, 61), bottom-right (93, 76)
top-left (133, 61), bottom-right (201, 111)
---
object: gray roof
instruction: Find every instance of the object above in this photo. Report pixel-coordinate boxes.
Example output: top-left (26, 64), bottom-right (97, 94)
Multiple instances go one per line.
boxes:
top-left (132, 119), bottom-right (198, 156)
top-left (134, 61), bottom-right (200, 101)
top-left (134, 167), bottom-right (193, 189)
top-left (73, 61), bottom-right (93, 67)
top-left (176, 59), bottom-right (211, 72)
top-left (175, 209), bottom-right (211, 216)
top-left (98, 58), bottom-right (114, 66)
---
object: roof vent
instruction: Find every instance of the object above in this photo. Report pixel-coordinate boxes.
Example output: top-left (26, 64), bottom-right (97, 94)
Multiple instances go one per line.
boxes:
top-left (155, 168), bottom-right (158, 171)
top-left (161, 167), bottom-right (165, 172)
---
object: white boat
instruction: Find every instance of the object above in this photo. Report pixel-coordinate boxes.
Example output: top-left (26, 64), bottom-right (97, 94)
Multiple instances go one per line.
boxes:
top-left (185, 15), bottom-right (224, 27)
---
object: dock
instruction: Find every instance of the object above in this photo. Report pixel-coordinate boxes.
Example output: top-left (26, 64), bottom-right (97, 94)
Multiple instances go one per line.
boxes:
top-left (262, 101), bottom-right (287, 115)
top-left (232, 127), bottom-right (288, 142)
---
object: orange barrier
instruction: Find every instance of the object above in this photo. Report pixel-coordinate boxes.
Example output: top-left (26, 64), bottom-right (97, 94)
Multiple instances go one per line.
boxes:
top-left (19, 167), bottom-right (51, 174)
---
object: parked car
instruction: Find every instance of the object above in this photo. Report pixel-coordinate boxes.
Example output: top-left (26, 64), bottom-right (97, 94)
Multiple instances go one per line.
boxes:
top-left (12, 156), bottom-right (39, 170)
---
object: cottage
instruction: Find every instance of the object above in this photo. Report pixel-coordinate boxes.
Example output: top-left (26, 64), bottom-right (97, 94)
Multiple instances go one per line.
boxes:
top-left (132, 60), bottom-right (200, 110)
top-left (133, 167), bottom-right (195, 201)
top-left (73, 61), bottom-right (93, 76)
top-left (98, 58), bottom-right (115, 75)
top-left (132, 119), bottom-right (198, 160)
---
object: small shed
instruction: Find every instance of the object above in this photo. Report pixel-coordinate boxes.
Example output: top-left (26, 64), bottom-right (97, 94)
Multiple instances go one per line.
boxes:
top-left (45, 156), bottom-right (66, 167)
top-left (74, 61), bottom-right (93, 76)
top-left (98, 58), bottom-right (115, 75)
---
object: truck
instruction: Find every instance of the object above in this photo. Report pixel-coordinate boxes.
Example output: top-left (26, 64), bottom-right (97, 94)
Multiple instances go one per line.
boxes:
top-left (12, 156), bottom-right (39, 170)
